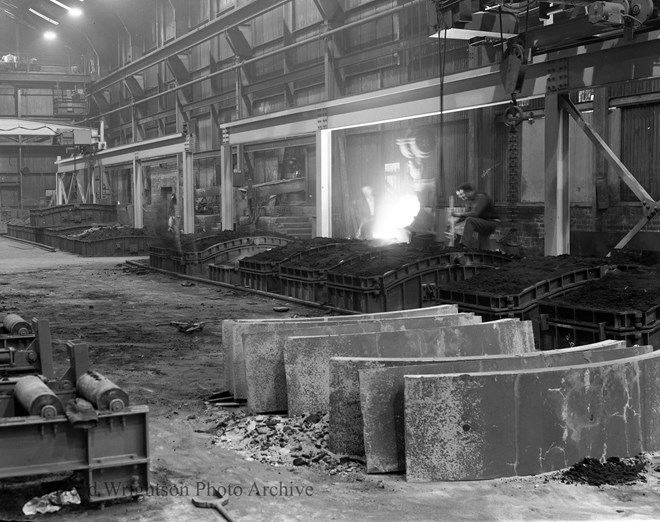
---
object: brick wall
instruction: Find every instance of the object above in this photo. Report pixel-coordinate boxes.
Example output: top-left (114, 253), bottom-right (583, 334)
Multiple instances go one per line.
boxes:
top-left (494, 203), bottom-right (660, 256)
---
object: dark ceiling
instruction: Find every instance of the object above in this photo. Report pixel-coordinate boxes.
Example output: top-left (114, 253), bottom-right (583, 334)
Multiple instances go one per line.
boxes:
top-left (0, 0), bottom-right (141, 58)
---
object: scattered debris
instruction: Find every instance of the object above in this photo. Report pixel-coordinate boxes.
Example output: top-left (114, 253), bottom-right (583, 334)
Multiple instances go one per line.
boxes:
top-left (119, 263), bottom-right (149, 275)
top-left (157, 320), bottom-right (206, 333)
top-left (272, 306), bottom-right (290, 313)
top-left (181, 281), bottom-right (195, 287)
top-left (208, 409), bottom-right (364, 475)
top-left (67, 225), bottom-right (147, 240)
top-left (22, 489), bottom-right (81, 515)
top-left (555, 456), bottom-right (649, 486)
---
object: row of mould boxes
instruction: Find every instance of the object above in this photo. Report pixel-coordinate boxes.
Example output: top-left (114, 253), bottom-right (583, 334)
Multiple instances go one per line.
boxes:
top-left (435, 263), bottom-right (660, 350)
top-left (212, 245), bottom-right (515, 313)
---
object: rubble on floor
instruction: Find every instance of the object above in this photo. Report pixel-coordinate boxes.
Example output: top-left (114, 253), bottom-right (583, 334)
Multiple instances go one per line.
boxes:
top-left (555, 456), bottom-right (649, 486)
top-left (205, 407), bottom-right (365, 475)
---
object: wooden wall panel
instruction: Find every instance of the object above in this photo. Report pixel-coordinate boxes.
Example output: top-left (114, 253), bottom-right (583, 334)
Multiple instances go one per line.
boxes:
top-left (0, 187), bottom-right (19, 207)
top-left (0, 156), bottom-right (17, 173)
top-left (20, 89), bottom-right (53, 116)
top-left (22, 172), bottom-right (55, 206)
top-left (521, 111), bottom-right (612, 204)
top-left (194, 157), bottom-right (216, 188)
top-left (620, 103), bottom-right (660, 200)
top-left (23, 156), bottom-right (57, 173)
top-left (253, 7), bottom-right (284, 46)
top-left (294, 0), bottom-right (323, 29)
top-left (0, 87), bottom-right (15, 116)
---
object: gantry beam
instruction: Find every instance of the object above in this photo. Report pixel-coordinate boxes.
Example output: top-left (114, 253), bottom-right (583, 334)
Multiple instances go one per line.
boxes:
top-left (55, 134), bottom-right (195, 234)
top-left (55, 134), bottom-right (187, 170)
top-left (0, 72), bottom-right (92, 84)
top-left (222, 77), bottom-right (441, 144)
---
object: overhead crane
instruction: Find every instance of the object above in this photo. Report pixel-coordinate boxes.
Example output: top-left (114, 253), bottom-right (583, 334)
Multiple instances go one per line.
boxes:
top-left (430, 0), bottom-right (660, 255)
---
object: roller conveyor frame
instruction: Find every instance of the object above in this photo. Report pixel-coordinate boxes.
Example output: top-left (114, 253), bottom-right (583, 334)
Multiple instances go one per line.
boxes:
top-left (0, 317), bottom-right (150, 504)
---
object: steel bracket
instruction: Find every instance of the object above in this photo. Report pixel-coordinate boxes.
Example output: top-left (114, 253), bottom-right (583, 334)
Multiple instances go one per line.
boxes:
top-left (317, 108), bottom-right (328, 130)
top-left (547, 59), bottom-right (569, 93)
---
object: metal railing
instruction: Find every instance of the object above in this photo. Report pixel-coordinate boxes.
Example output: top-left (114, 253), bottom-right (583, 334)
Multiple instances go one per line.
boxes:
top-left (0, 53), bottom-right (88, 75)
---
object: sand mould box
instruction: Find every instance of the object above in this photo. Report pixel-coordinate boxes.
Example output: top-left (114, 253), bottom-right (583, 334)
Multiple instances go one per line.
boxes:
top-left (246, 237), bottom-right (357, 264)
top-left (329, 244), bottom-right (468, 276)
top-left (440, 255), bottom-right (614, 296)
top-left (161, 229), bottom-right (291, 252)
top-left (282, 242), bottom-right (383, 270)
top-left (549, 267), bottom-right (660, 312)
top-left (66, 226), bottom-right (148, 241)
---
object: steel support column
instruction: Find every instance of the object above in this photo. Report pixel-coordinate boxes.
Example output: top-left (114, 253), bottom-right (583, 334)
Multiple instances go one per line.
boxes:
top-left (316, 129), bottom-right (332, 237)
top-left (56, 173), bottom-right (66, 205)
top-left (182, 137), bottom-right (194, 234)
top-left (132, 158), bottom-right (143, 228)
top-left (220, 143), bottom-right (234, 231)
top-left (91, 161), bottom-right (98, 204)
top-left (544, 92), bottom-right (570, 255)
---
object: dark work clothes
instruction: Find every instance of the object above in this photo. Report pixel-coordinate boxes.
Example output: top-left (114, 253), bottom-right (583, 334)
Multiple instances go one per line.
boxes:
top-left (464, 191), bottom-right (499, 221)
top-left (458, 191), bottom-right (500, 250)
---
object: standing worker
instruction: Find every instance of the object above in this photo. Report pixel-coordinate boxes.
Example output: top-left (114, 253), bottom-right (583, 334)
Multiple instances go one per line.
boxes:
top-left (354, 185), bottom-right (377, 240)
top-left (452, 183), bottom-right (500, 250)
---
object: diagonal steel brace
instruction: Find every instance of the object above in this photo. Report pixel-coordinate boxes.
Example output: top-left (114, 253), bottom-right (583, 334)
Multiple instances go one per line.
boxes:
top-left (560, 95), bottom-right (660, 251)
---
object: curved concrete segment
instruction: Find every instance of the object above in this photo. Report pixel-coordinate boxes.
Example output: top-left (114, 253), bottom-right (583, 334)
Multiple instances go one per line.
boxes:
top-left (243, 312), bottom-right (478, 413)
top-left (221, 304), bottom-right (459, 399)
top-left (404, 349), bottom-right (660, 482)
top-left (233, 304), bottom-right (459, 323)
top-left (354, 342), bottom-right (651, 472)
top-left (285, 319), bottom-right (535, 416)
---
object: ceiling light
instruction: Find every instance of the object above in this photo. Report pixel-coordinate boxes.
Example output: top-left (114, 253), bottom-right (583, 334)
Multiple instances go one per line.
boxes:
top-left (29, 8), bottom-right (59, 25)
top-left (48, 0), bottom-right (71, 10)
top-left (44, 31), bottom-right (57, 40)
top-left (46, 0), bottom-right (83, 17)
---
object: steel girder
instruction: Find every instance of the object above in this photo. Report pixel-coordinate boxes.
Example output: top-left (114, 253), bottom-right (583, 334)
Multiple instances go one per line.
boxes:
top-left (89, 0), bottom-right (289, 93)
top-left (221, 28), bottom-right (660, 147)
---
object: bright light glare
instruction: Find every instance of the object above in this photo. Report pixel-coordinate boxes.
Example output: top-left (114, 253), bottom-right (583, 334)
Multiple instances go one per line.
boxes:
top-left (44, 31), bottom-right (57, 40)
top-left (69, 7), bottom-right (82, 16)
top-left (48, 0), bottom-right (70, 10)
top-left (29, 8), bottom-right (59, 25)
top-left (373, 193), bottom-right (420, 242)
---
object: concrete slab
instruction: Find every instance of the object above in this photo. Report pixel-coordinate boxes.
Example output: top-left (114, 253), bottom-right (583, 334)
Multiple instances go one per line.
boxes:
top-left (221, 304), bottom-right (459, 400)
top-left (244, 312), bottom-right (479, 412)
top-left (404, 349), bottom-right (660, 482)
top-left (284, 319), bottom-right (535, 416)
top-left (232, 304), bottom-right (459, 323)
top-left (356, 342), bottom-right (653, 472)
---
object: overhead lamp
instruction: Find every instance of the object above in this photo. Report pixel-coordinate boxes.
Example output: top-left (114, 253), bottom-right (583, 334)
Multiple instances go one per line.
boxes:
top-left (48, 0), bottom-right (71, 9)
top-left (29, 8), bottom-right (59, 25)
top-left (44, 31), bottom-right (57, 40)
top-left (46, 0), bottom-right (83, 16)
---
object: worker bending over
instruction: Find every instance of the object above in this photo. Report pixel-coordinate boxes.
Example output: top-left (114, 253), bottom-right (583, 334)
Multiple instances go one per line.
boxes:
top-left (452, 183), bottom-right (500, 250)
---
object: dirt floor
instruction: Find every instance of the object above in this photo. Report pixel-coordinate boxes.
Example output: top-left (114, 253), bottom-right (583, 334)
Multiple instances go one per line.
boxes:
top-left (2, 236), bottom-right (660, 522)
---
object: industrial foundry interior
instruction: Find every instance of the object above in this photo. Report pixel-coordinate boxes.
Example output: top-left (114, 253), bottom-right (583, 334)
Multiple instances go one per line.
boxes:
top-left (1, 0), bottom-right (660, 520)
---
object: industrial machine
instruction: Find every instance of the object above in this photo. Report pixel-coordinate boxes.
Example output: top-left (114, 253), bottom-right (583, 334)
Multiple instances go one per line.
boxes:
top-left (0, 314), bottom-right (149, 505)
